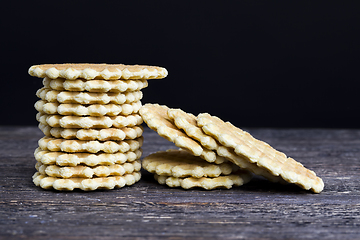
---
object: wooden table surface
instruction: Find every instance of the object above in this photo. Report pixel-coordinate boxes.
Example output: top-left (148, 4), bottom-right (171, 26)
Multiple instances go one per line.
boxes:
top-left (1, 126), bottom-right (359, 240)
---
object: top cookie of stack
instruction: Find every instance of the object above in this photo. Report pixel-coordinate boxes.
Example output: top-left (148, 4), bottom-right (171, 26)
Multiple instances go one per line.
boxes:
top-left (29, 63), bottom-right (168, 80)
top-left (29, 63), bottom-right (167, 191)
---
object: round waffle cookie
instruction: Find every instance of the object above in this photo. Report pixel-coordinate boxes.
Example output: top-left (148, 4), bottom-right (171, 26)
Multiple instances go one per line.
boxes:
top-left (36, 113), bottom-right (143, 129)
top-left (38, 136), bottom-right (143, 154)
top-left (35, 100), bottom-right (142, 116)
top-left (29, 63), bottom-right (168, 80)
top-left (36, 88), bottom-right (143, 105)
top-left (168, 108), bottom-right (219, 150)
top-left (139, 103), bottom-right (226, 164)
top-left (35, 160), bottom-right (141, 178)
top-left (39, 124), bottom-right (144, 141)
top-left (33, 171), bottom-right (142, 191)
top-left (34, 148), bottom-right (142, 167)
top-left (143, 149), bottom-right (239, 178)
top-left (197, 113), bottom-right (324, 193)
top-left (43, 77), bottom-right (148, 93)
top-left (154, 172), bottom-right (252, 190)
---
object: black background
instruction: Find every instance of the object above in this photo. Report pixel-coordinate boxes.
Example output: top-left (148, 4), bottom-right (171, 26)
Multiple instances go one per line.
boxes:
top-left (1, 1), bottom-right (359, 128)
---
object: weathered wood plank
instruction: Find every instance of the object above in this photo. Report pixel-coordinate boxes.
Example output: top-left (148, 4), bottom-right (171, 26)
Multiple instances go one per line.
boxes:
top-left (0, 126), bottom-right (359, 239)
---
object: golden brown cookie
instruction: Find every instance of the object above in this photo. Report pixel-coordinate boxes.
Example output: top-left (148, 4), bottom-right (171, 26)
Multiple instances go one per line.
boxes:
top-left (38, 136), bottom-right (143, 154)
top-left (34, 148), bottom-right (142, 167)
top-left (38, 124), bottom-right (143, 141)
top-left (43, 77), bottom-right (148, 92)
top-left (35, 100), bottom-right (142, 116)
top-left (32, 171), bottom-right (141, 191)
top-left (168, 108), bottom-right (219, 150)
top-left (36, 88), bottom-right (142, 105)
top-left (35, 160), bottom-right (141, 178)
top-left (36, 113), bottom-right (143, 129)
top-left (197, 113), bottom-right (324, 193)
top-left (154, 170), bottom-right (252, 190)
top-left (29, 63), bottom-right (168, 80)
top-left (139, 104), bottom-right (225, 164)
top-left (143, 149), bottom-right (239, 178)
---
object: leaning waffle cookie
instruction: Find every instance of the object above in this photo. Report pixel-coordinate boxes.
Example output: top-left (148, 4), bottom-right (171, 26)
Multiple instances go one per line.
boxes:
top-left (197, 113), bottom-right (324, 193)
top-left (35, 160), bottom-right (141, 178)
top-left (154, 170), bottom-right (252, 190)
top-left (36, 113), bottom-right (143, 128)
top-left (32, 171), bottom-right (141, 191)
top-left (168, 108), bottom-right (219, 150)
top-left (36, 88), bottom-right (143, 104)
top-left (34, 148), bottom-right (142, 166)
top-left (143, 149), bottom-right (238, 178)
top-left (35, 100), bottom-right (142, 116)
top-left (215, 146), bottom-right (286, 183)
top-left (38, 136), bottom-right (143, 153)
top-left (43, 77), bottom-right (148, 93)
top-left (39, 124), bottom-right (143, 141)
top-left (139, 104), bottom-right (225, 164)
top-left (29, 63), bottom-right (168, 80)
top-left (167, 108), bottom-right (284, 183)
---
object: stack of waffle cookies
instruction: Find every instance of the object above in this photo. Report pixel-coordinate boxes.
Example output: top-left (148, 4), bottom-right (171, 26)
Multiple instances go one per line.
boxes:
top-left (28, 64), bottom-right (167, 191)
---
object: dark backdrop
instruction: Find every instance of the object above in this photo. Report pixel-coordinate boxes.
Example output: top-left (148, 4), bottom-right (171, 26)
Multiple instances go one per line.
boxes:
top-left (1, 1), bottom-right (359, 128)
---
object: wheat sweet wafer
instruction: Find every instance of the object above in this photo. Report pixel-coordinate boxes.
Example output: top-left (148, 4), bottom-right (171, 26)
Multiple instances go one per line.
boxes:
top-left (197, 113), bottom-right (324, 193)
top-left (36, 88), bottom-right (143, 105)
top-left (29, 63), bottom-right (168, 80)
top-left (36, 113), bottom-right (143, 128)
top-left (35, 160), bottom-right (141, 178)
top-left (34, 147), bottom-right (142, 166)
top-left (38, 136), bottom-right (143, 154)
top-left (166, 108), bottom-right (284, 183)
top-left (43, 77), bottom-right (148, 92)
top-left (35, 100), bottom-right (142, 116)
top-left (32, 171), bottom-right (141, 191)
top-left (139, 104), bottom-right (223, 163)
top-left (168, 108), bottom-right (219, 150)
top-left (154, 170), bottom-right (252, 190)
top-left (143, 149), bottom-right (238, 178)
top-left (39, 124), bottom-right (144, 141)
top-left (39, 124), bottom-right (143, 140)
top-left (215, 145), bottom-right (286, 183)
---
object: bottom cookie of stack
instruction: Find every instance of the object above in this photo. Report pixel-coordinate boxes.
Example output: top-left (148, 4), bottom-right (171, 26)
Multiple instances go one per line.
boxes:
top-left (33, 171), bottom-right (141, 191)
top-left (142, 149), bottom-right (252, 190)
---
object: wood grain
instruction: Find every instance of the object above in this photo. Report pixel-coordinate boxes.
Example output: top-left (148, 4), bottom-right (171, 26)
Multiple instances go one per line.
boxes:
top-left (0, 126), bottom-right (359, 239)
